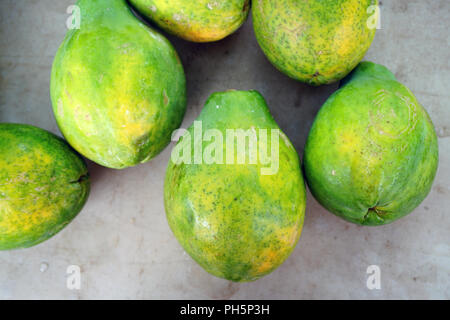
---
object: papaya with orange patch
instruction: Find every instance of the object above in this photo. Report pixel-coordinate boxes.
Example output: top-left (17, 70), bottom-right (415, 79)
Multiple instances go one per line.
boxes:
top-left (51, 0), bottom-right (186, 169)
top-left (129, 0), bottom-right (250, 42)
top-left (164, 90), bottom-right (306, 281)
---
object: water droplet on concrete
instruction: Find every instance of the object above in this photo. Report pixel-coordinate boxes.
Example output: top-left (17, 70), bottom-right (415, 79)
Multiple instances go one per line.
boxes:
top-left (40, 262), bottom-right (49, 273)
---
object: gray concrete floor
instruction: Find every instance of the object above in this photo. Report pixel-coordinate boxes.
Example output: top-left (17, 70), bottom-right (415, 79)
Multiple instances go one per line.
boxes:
top-left (0, 0), bottom-right (449, 299)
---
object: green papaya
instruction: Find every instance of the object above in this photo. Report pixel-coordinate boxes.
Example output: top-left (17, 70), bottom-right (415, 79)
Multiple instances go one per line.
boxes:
top-left (0, 124), bottom-right (90, 250)
top-left (51, 0), bottom-right (186, 169)
top-left (129, 0), bottom-right (250, 42)
top-left (253, 0), bottom-right (378, 85)
top-left (303, 62), bottom-right (439, 226)
top-left (164, 90), bottom-right (306, 281)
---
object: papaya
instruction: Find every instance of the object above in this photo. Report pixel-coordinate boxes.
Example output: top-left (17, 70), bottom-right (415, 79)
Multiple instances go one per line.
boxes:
top-left (303, 62), bottom-right (439, 226)
top-left (128, 0), bottom-right (250, 42)
top-left (0, 124), bottom-right (90, 250)
top-left (253, 0), bottom-right (378, 85)
top-left (164, 90), bottom-right (306, 281)
top-left (51, 0), bottom-right (186, 169)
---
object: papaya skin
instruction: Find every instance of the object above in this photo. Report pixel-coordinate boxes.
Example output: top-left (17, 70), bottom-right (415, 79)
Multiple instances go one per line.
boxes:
top-left (129, 0), bottom-right (250, 42)
top-left (253, 0), bottom-right (378, 85)
top-left (164, 90), bottom-right (306, 282)
top-left (51, 0), bottom-right (186, 169)
top-left (0, 124), bottom-right (90, 250)
top-left (303, 62), bottom-right (439, 226)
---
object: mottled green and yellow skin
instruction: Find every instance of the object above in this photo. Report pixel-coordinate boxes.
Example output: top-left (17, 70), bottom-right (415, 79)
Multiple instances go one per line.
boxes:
top-left (253, 0), bottom-right (378, 85)
top-left (164, 90), bottom-right (306, 281)
top-left (129, 0), bottom-right (250, 42)
top-left (51, 0), bottom-right (186, 169)
top-left (304, 62), bottom-right (439, 226)
top-left (0, 124), bottom-right (90, 250)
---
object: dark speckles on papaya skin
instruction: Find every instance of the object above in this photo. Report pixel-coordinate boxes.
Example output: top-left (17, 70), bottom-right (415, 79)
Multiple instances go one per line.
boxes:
top-left (0, 124), bottom-right (90, 250)
top-left (164, 91), bottom-right (306, 282)
top-left (253, 0), bottom-right (378, 85)
top-left (303, 62), bottom-right (439, 226)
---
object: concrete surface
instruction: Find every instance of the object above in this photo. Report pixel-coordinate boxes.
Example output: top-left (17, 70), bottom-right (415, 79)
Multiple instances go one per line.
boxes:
top-left (0, 0), bottom-right (449, 299)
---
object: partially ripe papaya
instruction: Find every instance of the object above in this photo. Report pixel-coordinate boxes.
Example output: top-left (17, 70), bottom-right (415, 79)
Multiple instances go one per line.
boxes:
top-left (303, 62), bottom-right (438, 226)
top-left (165, 90), bottom-right (306, 281)
top-left (129, 0), bottom-right (250, 42)
top-left (0, 124), bottom-right (89, 250)
top-left (51, 0), bottom-right (186, 169)
top-left (253, 0), bottom-right (378, 85)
